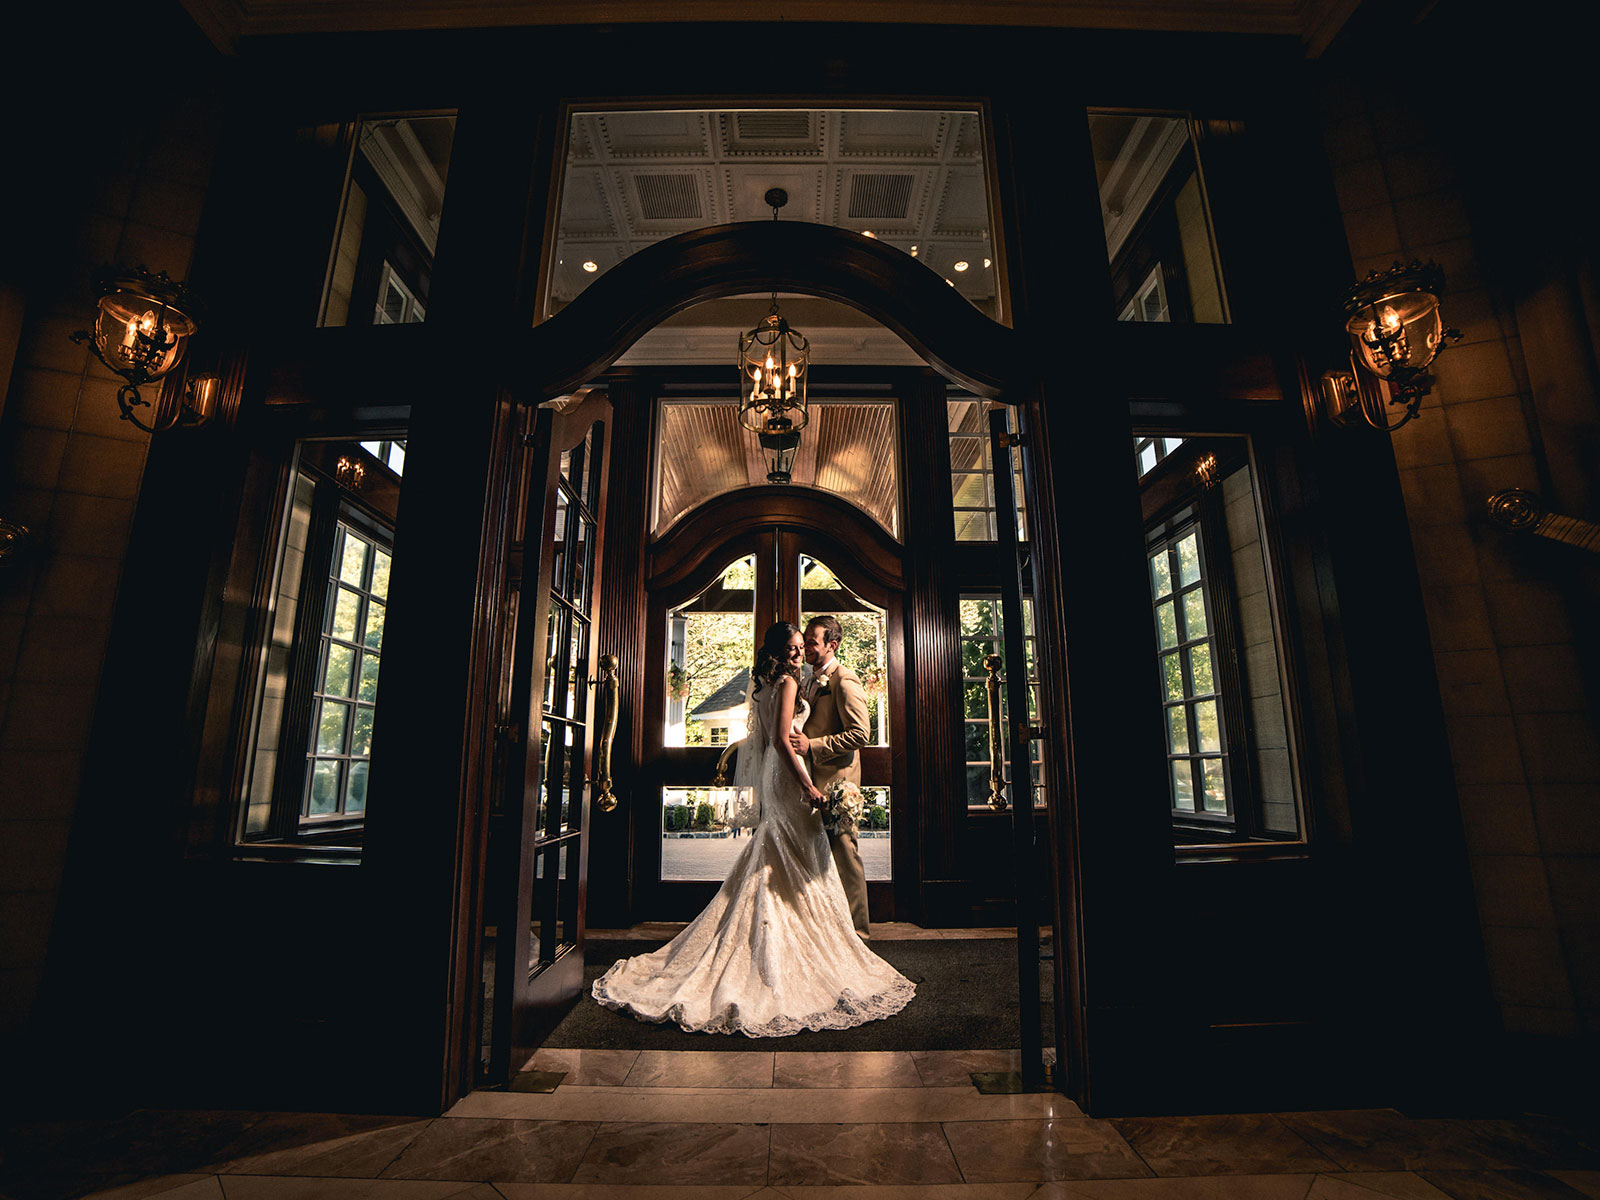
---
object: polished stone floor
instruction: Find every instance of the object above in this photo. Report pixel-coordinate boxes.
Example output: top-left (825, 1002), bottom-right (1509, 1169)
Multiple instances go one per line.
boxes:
top-left (4, 1045), bottom-right (1600, 1199)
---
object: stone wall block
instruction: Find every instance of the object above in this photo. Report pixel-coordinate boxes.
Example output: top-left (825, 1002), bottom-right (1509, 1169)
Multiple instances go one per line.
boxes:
top-left (1444, 713), bottom-right (1528, 784)
top-left (1399, 461), bottom-right (1469, 526)
top-left (1432, 341), bottom-right (1519, 405)
top-left (1396, 189), bottom-right (1473, 249)
top-left (57, 433), bottom-right (147, 500)
top-left (1412, 523), bottom-right (1482, 588)
top-left (9, 368), bottom-right (81, 432)
top-left (6, 428), bottom-right (69, 493)
top-left (1482, 924), bottom-right (1575, 1009)
top-left (1530, 783), bottom-right (1600, 856)
top-left (1482, 578), bottom-right (1575, 647)
top-left (1420, 583), bottom-right (1494, 653)
top-left (47, 494), bottom-right (136, 559)
top-left (1468, 853), bottom-right (1558, 927)
top-left (1443, 395), bottom-right (1534, 462)
top-left (1515, 712), bottom-right (1600, 784)
top-left (1455, 782), bottom-right (1541, 856)
top-left (1432, 647), bottom-right (1509, 715)
top-left (1499, 644), bottom-right (1589, 714)
top-left (1333, 157), bottom-right (1391, 214)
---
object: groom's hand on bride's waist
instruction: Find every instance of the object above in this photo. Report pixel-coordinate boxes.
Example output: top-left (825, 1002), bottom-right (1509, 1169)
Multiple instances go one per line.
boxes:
top-left (789, 729), bottom-right (811, 755)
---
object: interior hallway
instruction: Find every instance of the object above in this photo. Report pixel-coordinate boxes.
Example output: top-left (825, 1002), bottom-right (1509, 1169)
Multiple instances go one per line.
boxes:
top-left (4, 1045), bottom-right (1600, 1198)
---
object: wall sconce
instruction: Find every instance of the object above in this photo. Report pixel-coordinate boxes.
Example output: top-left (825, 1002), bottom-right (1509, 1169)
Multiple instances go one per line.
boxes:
top-left (1320, 260), bottom-right (1460, 432)
top-left (71, 265), bottom-right (219, 432)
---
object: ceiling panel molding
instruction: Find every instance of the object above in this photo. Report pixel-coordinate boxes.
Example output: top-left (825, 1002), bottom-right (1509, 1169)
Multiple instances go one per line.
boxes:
top-left (185, 0), bottom-right (1349, 52)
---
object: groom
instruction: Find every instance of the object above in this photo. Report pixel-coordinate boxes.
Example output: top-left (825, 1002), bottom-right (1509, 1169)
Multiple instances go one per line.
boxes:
top-left (790, 615), bottom-right (872, 939)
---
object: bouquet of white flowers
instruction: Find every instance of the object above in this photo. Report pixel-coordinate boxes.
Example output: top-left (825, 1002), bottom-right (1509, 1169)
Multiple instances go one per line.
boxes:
top-left (820, 779), bottom-right (864, 835)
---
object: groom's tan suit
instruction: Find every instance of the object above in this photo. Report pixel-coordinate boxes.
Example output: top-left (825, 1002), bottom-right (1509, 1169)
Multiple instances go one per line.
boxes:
top-left (803, 661), bottom-right (871, 938)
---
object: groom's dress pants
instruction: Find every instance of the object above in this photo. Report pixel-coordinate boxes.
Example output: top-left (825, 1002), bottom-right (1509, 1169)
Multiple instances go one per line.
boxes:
top-left (829, 828), bottom-right (871, 939)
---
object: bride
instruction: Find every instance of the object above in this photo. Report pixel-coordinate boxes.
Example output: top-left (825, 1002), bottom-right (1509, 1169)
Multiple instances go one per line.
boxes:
top-left (591, 621), bottom-right (915, 1036)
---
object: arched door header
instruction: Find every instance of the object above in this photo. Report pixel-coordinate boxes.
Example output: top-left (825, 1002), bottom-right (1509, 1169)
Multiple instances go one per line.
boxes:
top-left (524, 221), bottom-right (1017, 399)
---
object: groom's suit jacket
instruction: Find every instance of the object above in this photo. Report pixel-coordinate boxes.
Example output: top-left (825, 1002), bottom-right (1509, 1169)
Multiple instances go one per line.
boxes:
top-left (802, 663), bottom-right (870, 789)
top-left (803, 662), bottom-right (872, 937)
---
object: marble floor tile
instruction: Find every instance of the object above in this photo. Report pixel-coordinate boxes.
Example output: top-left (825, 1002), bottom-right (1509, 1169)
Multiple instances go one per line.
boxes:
top-left (1281, 1112), bottom-right (1600, 1173)
top-left (767, 1122), bottom-right (962, 1185)
top-left (1547, 1173), bottom-right (1600, 1198)
top-left (82, 1178), bottom-right (225, 1200)
top-left (623, 1050), bottom-right (775, 1088)
top-left (1112, 1114), bottom-right (1343, 1176)
top-left (212, 1114), bottom-right (431, 1177)
top-left (771, 1184), bottom-right (1038, 1198)
top-left (1415, 1171), bottom-right (1600, 1199)
top-left (7, 1110), bottom-right (268, 1180)
top-left (908, 1049), bottom-right (1017, 1088)
top-left (497, 1184), bottom-right (771, 1198)
top-left (911, 1050), bottom-right (1024, 1088)
top-left (519, 1048), bottom-right (641, 1087)
top-left (1025, 1176), bottom-right (1318, 1198)
top-left (943, 1118), bottom-right (1153, 1183)
top-left (1307, 1171), bottom-right (1454, 1198)
top-left (218, 1180), bottom-right (504, 1198)
top-left (446, 1084), bottom-right (1077, 1124)
top-left (774, 1053), bottom-right (923, 1089)
top-left (377, 1118), bottom-right (598, 1183)
top-left (571, 1121), bottom-right (770, 1185)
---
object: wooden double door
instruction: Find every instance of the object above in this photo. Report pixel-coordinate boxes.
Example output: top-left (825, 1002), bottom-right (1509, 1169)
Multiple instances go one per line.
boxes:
top-left (627, 490), bottom-right (912, 923)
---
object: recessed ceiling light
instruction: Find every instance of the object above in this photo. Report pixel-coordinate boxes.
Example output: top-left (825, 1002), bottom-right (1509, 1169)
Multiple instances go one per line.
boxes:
top-left (983, 258), bottom-right (992, 268)
top-left (862, 230), bottom-right (876, 238)
top-left (582, 261), bottom-right (598, 273)
top-left (953, 260), bottom-right (969, 272)
top-left (946, 278), bottom-right (955, 287)
top-left (911, 245), bottom-right (919, 257)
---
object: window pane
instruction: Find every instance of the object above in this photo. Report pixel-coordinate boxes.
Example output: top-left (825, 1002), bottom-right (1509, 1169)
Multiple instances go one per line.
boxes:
top-left (1156, 601), bottom-right (1178, 649)
top-left (339, 532), bottom-right (368, 584)
top-left (323, 644), bottom-right (354, 697)
top-left (952, 473), bottom-right (989, 507)
top-left (1171, 761), bottom-right (1195, 812)
top-left (965, 720), bottom-right (989, 761)
top-left (1160, 652), bottom-right (1183, 703)
top-left (331, 587), bottom-right (362, 641)
top-left (308, 760), bottom-right (340, 815)
top-left (1177, 533), bottom-right (1201, 586)
top-left (1201, 758), bottom-right (1228, 813)
top-left (1150, 550), bottom-right (1172, 598)
top-left (1188, 644), bottom-right (1214, 694)
top-left (358, 652), bottom-right (381, 702)
top-left (1091, 111), bottom-right (1227, 325)
top-left (1182, 590), bottom-right (1207, 639)
top-left (363, 599), bottom-right (386, 650)
top-left (317, 700), bottom-right (348, 754)
top-left (350, 706), bottom-right (374, 756)
top-left (801, 556), bottom-right (891, 747)
top-left (1166, 706), bottom-right (1190, 754)
top-left (371, 550), bottom-right (392, 600)
top-left (1194, 700), bottom-right (1221, 753)
top-left (320, 114), bottom-right (457, 328)
top-left (667, 556), bottom-right (756, 748)
top-left (345, 761), bottom-right (369, 814)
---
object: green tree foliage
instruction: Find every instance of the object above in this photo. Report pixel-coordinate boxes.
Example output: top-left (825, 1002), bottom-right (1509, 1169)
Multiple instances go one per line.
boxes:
top-left (694, 800), bottom-right (716, 829)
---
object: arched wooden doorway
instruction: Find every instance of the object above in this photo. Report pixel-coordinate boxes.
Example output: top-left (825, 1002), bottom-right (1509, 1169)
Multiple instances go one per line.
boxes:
top-left (469, 219), bottom-right (1063, 1090)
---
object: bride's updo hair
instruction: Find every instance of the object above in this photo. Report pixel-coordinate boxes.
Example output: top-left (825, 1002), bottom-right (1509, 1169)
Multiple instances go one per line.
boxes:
top-left (752, 621), bottom-right (802, 697)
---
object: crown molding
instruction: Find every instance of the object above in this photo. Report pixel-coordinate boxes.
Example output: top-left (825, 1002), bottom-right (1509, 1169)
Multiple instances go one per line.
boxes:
top-left (181, 0), bottom-right (1359, 55)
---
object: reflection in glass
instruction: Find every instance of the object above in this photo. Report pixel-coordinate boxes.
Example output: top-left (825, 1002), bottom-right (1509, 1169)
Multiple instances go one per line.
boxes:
top-left (320, 114), bottom-right (457, 328)
top-left (949, 396), bottom-right (1027, 543)
top-left (1090, 112), bottom-right (1227, 325)
top-left (959, 594), bottom-right (1044, 808)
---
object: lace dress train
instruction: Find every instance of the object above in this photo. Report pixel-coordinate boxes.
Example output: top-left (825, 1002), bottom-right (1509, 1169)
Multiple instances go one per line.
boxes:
top-left (591, 691), bottom-right (914, 1036)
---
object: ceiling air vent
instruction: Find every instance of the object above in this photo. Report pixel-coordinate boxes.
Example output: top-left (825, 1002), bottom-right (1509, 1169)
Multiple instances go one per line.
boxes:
top-left (847, 174), bottom-right (914, 220)
top-left (736, 111), bottom-right (812, 140)
top-left (635, 174), bottom-right (703, 221)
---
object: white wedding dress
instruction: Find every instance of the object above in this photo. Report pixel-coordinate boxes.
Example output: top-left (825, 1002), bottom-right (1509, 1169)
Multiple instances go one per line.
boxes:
top-left (591, 685), bottom-right (915, 1036)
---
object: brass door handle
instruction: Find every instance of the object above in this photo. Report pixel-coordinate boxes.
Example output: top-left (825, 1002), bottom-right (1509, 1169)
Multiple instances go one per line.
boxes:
top-left (712, 739), bottom-right (740, 786)
top-left (983, 652), bottom-right (1008, 811)
top-left (591, 653), bottom-right (620, 811)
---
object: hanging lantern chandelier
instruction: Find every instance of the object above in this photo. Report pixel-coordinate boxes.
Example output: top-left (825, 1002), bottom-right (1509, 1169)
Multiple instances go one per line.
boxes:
top-left (737, 188), bottom-right (810, 484)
